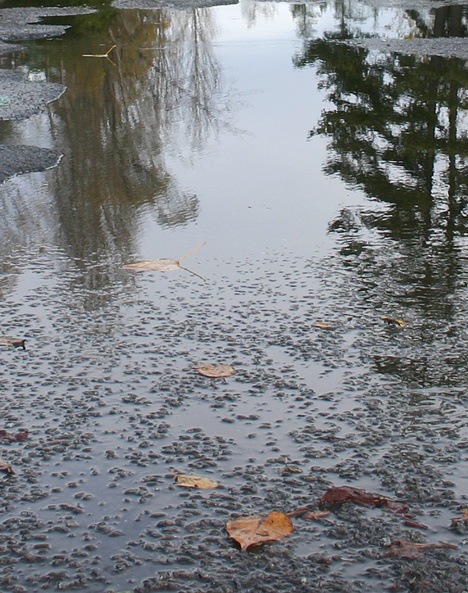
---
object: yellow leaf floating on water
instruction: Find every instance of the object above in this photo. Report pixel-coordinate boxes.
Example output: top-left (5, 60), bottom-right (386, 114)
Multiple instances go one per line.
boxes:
top-left (313, 322), bottom-right (335, 330)
top-left (122, 243), bottom-right (206, 281)
top-left (123, 258), bottom-right (180, 272)
top-left (194, 364), bottom-right (235, 378)
top-left (226, 511), bottom-right (293, 551)
top-left (176, 475), bottom-right (219, 489)
top-left (381, 316), bottom-right (407, 328)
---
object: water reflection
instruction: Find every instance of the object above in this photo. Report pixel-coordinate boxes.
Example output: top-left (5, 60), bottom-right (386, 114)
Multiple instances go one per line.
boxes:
top-left (0, 6), bottom-right (236, 303)
top-left (294, 1), bottom-right (468, 387)
top-left (44, 8), bottom-right (227, 263)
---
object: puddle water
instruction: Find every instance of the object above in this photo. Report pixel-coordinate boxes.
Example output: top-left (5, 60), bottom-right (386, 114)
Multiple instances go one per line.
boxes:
top-left (1, 1), bottom-right (468, 591)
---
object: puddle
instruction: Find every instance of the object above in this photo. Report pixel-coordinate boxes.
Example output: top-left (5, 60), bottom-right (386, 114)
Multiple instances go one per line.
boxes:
top-left (0, 1), bottom-right (468, 591)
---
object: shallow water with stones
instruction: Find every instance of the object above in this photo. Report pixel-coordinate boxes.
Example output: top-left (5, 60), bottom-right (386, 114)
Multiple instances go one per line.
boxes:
top-left (1, 1), bottom-right (468, 592)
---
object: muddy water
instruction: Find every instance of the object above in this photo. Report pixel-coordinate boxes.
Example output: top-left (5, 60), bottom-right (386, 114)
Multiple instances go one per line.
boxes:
top-left (1, 1), bottom-right (468, 592)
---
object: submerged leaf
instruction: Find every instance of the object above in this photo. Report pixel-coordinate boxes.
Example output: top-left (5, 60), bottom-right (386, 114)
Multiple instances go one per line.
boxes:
top-left (226, 511), bottom-right (293, 551)
top-left (194, 364), bottom-right (235, 378)
top-left (0, 336), bottom-right (26, 349)
top-left (176, 474), bottom-right (219, 489)
top-left (381, 316), bottom-right (407, 328)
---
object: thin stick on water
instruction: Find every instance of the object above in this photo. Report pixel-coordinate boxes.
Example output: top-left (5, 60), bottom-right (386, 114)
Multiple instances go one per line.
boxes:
top-left (177, 264), bottom-right (207, 282)
top-left (83, 45), bottom-right (117, 64)
top-left (176, 242), bottom-right (207, 264)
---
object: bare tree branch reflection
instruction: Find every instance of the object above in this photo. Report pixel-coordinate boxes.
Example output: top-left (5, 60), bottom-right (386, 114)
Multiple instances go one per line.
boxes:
top-left (0, 7), bottom-right (236, 302)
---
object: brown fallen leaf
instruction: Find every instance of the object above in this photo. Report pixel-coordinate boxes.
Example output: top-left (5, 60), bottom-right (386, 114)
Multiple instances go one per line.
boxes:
top-left (320, 485), bottom-right (407, 512)
top-left (226, 511), bottom-right (293, 551)
top-left (384, 499), bottom-right (410, 515)
top-left (0, 336), bottom-right (26, 349)
top-left (384, 538), bottom-right (457, 559)
top-left (122, 242), bottom-right (206, 281)
top-left (176, 474), bottom-right (219, 489)
top-left (194, 364), bottom-right (235, 378)
top-left (381, 316), bottom-right (407, 328)
top-left (313, 322), bottom-right (335, 330)
top-left (0, 458), bottom-right (13, 474)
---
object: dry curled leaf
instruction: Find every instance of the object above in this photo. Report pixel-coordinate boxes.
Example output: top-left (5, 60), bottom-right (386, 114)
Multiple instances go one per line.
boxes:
top-left (313, 322), bottom-right (335, 330)
top-left (176, 474), bottom-right (219, 489)
top-left (226, 511), bottom-right (293, 551)
top-left (320, 486), bottom-right (407, 513)
top-left (0, 458), bottom-right (13, 474)
top-left (0, 336), bottom-right (26, 349)
top-left (59, 503), bottom-right (84, 514)
top-left (381, 316), bottom-right (407, 328)
top-left (287, 506), bottom-right (311, 518)
top-left (194, 364), bottom-right (235, 378)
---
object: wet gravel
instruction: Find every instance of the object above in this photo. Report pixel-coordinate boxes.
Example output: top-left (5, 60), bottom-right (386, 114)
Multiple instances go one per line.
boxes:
top-left (0, 236), bottom-right (467, 593)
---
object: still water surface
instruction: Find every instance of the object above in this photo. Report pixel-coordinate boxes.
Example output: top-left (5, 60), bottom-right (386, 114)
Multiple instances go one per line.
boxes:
top-left (1, 1), bottom-right (468, 591)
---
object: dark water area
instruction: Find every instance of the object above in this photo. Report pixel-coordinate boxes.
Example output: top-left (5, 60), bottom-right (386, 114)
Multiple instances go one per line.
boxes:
top-left (1, 1), bottom-right (468, 592)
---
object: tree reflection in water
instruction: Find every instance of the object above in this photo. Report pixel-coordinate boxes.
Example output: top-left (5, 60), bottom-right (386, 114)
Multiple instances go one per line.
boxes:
top-left (46, 8), bottom-right (227, 265)
top-left (0, 6), bottom-right (234, 306)
top-left (294, 3), bottom-right (468, 387)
